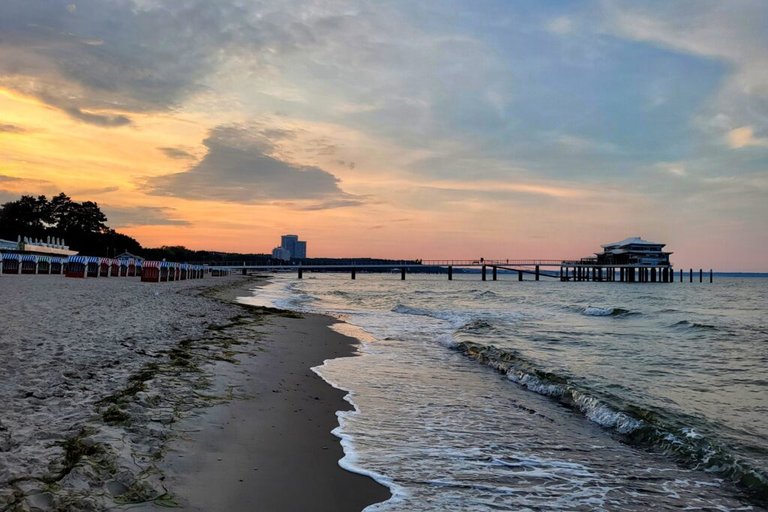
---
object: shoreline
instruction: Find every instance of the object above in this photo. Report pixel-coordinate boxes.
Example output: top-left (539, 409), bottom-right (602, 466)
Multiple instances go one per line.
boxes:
top-left (0, 274), bottom-right (389, 511)
top-left (149, 276), bottom-right (392, 511)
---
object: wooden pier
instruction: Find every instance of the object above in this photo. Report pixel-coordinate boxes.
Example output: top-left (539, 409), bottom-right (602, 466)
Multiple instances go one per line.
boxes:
top-left (208, 259), bottom-right (713, 283)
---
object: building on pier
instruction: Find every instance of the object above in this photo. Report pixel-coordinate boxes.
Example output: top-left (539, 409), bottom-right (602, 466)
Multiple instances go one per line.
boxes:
top-left (596, 236), bottom-right (671, 266)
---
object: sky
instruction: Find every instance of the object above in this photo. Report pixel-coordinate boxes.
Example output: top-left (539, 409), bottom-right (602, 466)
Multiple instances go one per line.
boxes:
top-left (0, 1), bottom-right (766, 270)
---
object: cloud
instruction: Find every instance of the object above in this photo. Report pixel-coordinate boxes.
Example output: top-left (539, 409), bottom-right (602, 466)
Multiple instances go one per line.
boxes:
top-left (0, 124), bottom-right (25, 133)
top-left (0, 0), bottom-right (284, 123)
top-left (547, 16), bottom-right (575, 35)
top-left (0, 174), bottom-right (23, 182)
top-left (159, 147), bottom-right (196, 160)
top-left (145, 124), bottom-right (363, 207)
top-left (62, 107), bottom-right (132, 127)
top-left (70, 186), bottom-right (120, 196)
top-left (726, 126), bottom-right (768, 149)
top-left (103, 206), bottom-right (190, 228)
top-left (603, 0), bottom-right (768, 141)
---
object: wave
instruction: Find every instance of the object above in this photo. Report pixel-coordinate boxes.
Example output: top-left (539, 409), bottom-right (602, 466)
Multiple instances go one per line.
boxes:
top-left (582, 306), bottom-right (635, 317)
top-left (456, 319), bottom-right (495, 334)
top-left (672, 320), bottom-right (719, 330)
top-left (451, 341), bottom-right (768, 502)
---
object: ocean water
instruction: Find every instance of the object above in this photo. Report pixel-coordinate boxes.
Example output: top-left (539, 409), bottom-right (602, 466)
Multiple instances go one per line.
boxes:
top-left (241, 274), bottom-right (768, 510)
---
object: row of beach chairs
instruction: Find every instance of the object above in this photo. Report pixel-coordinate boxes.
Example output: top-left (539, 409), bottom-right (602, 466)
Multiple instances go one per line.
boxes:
top-left (0, 254), bottom-right (207, 282)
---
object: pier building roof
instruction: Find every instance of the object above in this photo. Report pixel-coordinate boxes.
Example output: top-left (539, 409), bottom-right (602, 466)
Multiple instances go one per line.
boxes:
top-left (601, 237), bottom-right (666, 249)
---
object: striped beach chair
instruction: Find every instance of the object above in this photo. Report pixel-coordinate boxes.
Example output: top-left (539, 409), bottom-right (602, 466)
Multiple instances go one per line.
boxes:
top-left (36, 255), bottom-right (51, 274)
top-left (21, 254), bottom-right (38, 274)
top-left (66, 255), bottom-right (88, 278)
top-left (3, 253), bottom-right (20, 274)
top-left (51, 257), bottom-right (64, 275)
top-left (141, 260), bottom-right (161, 282)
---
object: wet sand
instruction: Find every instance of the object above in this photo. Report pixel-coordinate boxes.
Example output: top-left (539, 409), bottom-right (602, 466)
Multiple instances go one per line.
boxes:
top-left (149, 279), bottom-right (391, 511)
top-left (0, 273), bottom-right (389, 511)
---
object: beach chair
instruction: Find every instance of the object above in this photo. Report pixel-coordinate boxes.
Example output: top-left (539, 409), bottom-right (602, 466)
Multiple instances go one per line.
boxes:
top-left (21, 254), bottom-right (38, 274)
top-left (141, 261), bottom-right (161, 282)
top-left (66, 255), bottom-right (88, 278)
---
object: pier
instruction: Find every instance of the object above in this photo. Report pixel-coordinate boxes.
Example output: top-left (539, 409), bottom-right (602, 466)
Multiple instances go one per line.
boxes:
top-left (206, 259), bottom-right (713, 283)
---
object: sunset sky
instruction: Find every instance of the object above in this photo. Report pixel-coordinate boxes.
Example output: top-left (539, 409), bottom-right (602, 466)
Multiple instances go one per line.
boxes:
top-left (1, 1), bottom-right (766, 270)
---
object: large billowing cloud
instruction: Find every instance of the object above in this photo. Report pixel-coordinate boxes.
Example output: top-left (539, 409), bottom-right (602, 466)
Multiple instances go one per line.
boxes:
top-left (145, 125), bottom-right (363, 207)
top-left (0, 0), bottom-right (313, 124)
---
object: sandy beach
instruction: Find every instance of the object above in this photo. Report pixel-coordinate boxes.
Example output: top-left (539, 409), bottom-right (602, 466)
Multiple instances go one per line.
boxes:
top-left (0, 273), bottom-right (389, 511)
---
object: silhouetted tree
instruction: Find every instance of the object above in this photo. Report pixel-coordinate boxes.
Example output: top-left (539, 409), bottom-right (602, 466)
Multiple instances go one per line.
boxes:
top-left (0, 192), bottom-right (140, 255)
top-left (0, 195), bottom-right (49, 240)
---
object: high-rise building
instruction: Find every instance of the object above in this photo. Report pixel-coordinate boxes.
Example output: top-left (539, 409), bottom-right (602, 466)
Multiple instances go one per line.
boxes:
top-left (273, 234), bottom-right (307, 261)
top-left (294, 241), bottom-right (307, 259)
top-left (281, 235), bottom-right (299, 259)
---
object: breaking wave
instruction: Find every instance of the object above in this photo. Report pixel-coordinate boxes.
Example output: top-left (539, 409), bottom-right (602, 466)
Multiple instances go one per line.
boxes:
top-left (582, 306), bottom-right (634, 317)
top-left (451, 341), bottom-right (768, 502)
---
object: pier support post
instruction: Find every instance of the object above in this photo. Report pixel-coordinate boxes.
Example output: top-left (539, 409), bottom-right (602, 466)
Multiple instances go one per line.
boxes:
top-left (689, 268), bottom-right (693, 283)
top-left (518, 270), bottom-right (523, 281)
top-left (620, 268), bottom-right (625, 282)
top-left (651, 268), bottom-right (657, 283)
top-left (535, 265), bottom-right (540, 281)
top-left (448, 266), bottom-right (453, 280)
top-left (401, 268), bottom-right (406, 280)
top-left (560, 267), bottom-right (563, 281)
top-left (680, 269), bottom-right (683, 282)
top-left (242, 268), bottom-right (247, 276)
top-left (492, 266), bottom-right (497, 281)
top-left (710, 269), bottom-right (713, 283)
top-left (352, 268), bottom-right (356, 280)
top-left (298, 268), bottom-right (303, 279)
top-left (699, 268), bottom-right (703, 283)
top-left (482, 265), bottom-right (486, 281)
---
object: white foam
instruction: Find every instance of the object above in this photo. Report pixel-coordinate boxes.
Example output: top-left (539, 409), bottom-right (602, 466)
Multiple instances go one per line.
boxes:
top-left (572, 392), bottom-right (643, 434)
top-left (582, 306), bottom-right (613, 316)
top-left (507, 371), bottom-right (565, 397)
top-left (311, 362), bottom-right (401, 509)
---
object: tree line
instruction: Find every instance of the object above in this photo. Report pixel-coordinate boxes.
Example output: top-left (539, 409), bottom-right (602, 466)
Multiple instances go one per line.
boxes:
top-left (0, 193), bottom-right (272, 262)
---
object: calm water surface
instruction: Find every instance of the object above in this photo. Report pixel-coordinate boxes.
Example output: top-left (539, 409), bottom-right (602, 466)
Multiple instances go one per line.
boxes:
top-left (243, 274), bottom-right (768, 510)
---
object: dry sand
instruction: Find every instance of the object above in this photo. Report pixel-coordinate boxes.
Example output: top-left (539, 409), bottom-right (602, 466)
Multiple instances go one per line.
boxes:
top-left (0, 273), bottom-right (389, 511)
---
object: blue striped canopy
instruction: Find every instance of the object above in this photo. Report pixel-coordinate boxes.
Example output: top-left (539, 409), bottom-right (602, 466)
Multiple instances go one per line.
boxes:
top-left (21, 254), bottom-right (37, 262)
top-left (68, 255), bottom-right (88, 264)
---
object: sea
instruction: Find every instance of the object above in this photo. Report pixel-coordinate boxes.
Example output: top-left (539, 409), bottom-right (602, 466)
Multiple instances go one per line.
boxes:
top-left (240, 273), bottom-right (768, 511)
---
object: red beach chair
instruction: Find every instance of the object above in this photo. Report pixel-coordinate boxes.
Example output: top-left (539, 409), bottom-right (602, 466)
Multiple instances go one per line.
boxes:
top-left (141, 261), bottom-right (161, 282)
top-left (66, 256), bottom-right (88, 278)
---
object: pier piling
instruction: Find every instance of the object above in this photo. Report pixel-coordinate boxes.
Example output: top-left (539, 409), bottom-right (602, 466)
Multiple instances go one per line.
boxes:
top-left (482, 265), bottom-right (486, 281)
top-left (448, 265), bottom-right (453, 280)
top-left (699, 268), bottom-right (703, 283)
top-left (401, 268), bottom-right (406, 280)
top-left (351, 268), bottom-right (356, 280)
top-left (535, 265), bottom-right (540, 281)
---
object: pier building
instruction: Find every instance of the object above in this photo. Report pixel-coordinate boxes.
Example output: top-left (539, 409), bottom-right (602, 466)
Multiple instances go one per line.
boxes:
top-left (596, 237), bottom-right (671, 266)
